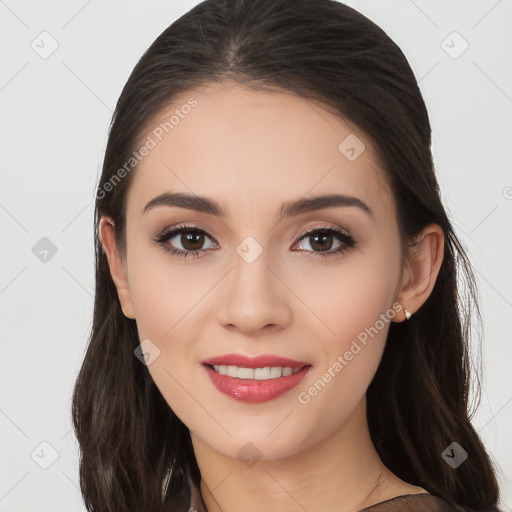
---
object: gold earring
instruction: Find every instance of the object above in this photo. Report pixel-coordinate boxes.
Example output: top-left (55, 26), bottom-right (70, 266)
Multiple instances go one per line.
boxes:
top-left (404, 309), bottom-right (412, 320)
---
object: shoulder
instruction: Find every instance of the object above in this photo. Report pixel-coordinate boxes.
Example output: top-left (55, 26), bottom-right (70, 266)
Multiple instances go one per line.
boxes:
top-left (358, 493), bottom-right (462, 512)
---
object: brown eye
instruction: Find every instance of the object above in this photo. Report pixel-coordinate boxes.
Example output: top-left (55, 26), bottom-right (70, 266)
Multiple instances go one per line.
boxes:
top-left (154, 225), bottom-right (218, 259)
top-left (306, 231), bottom-right (335, 252)
top-left (293, 226), bottom-right (356, 258)
top-left (179, 231), bottom-right (206, 251)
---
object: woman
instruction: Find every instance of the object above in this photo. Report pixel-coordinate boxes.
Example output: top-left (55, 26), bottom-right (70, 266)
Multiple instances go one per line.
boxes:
top-left (72, 0), bottom-right (503, 511)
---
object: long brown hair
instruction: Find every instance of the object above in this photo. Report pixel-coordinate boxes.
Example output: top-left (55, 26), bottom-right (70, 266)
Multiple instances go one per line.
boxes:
top-left (72, 0), bottom-right (502, 510)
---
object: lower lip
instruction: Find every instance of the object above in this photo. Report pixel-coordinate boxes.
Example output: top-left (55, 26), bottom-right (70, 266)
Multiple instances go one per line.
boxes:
top-left (203, 364), bottom-right (312, 403)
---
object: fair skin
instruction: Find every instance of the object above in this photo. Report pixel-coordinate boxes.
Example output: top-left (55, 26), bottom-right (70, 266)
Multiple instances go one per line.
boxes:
top-left (99, 81), bottom-right (444, 512)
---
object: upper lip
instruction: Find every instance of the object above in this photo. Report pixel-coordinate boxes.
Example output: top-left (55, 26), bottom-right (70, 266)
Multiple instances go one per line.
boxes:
top-left (202, 353), bottom-right (311, 369)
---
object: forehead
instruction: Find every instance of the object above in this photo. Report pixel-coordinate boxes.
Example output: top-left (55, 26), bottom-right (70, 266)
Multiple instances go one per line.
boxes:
top-left (126, 81), bottom-right (392, 219)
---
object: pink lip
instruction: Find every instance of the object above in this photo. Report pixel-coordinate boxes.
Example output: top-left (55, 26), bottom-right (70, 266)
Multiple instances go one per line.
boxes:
top-left (201, 353), bottom-right (310, 369)
top-left (201, 353), bottom-right (312, 403)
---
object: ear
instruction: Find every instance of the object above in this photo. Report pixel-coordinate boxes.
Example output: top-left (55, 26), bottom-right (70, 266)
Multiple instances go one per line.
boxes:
top-left (394, 223), bottom-right (444, 322)
top-left (98, 216), bottom-right (136, 320)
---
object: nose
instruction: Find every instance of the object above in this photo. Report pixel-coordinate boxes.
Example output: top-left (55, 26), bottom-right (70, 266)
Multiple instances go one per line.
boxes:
top-left (216, 250), bottom-right (292, 335)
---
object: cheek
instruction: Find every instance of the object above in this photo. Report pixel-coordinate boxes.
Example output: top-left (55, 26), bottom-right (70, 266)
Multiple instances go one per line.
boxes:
top-left (292, 242), bottom-right (401, 400)
top-left (290, 247), bottom-right (400, 346)
top-left (128, 264), bottom-right (202, 425)
top-left (126, 236), bottom-right (208, 342)
top-left (293, 279), bottom-right (397, 444)
top-left (125, 242), bottom-right (217, 421)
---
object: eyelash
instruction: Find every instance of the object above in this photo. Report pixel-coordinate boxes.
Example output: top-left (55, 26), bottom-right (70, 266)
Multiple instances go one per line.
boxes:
top-left (153, 223), bottom-right (356, 260)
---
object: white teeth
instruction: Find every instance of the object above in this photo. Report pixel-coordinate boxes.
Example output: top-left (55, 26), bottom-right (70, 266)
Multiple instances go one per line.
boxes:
top-left (237, 366), bottom-right (254, 379)
top-left (211, 364), bottom-right (301, 379)
top-left (270, 366), bottom-right (282, 378)
top-left (254, 367), bottom-right (270, 379)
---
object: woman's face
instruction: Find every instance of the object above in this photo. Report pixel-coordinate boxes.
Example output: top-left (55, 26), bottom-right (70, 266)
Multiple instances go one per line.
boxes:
top-left (108, 81), bottom-right (406, 460)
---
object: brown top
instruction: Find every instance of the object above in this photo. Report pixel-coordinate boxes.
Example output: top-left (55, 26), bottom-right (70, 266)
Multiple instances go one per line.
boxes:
top-left (164, 470), bottom-right (461, 512)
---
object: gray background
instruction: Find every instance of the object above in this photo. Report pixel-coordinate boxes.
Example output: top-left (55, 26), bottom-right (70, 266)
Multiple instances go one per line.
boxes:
top-left (0, 0), bottom-right (511, 510)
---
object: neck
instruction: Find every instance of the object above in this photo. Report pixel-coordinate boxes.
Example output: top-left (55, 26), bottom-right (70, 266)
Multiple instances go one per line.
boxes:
top-left (190, 397), bottom-right (414, 512)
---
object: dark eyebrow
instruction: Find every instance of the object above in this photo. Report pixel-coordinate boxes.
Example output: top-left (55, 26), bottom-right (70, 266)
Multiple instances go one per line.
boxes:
top-left (143, 192), bottom-right (227, 216)
top-left (143, 192), bottom-right (373, 219)
top-left (279, 193), bottom-right (373, 220)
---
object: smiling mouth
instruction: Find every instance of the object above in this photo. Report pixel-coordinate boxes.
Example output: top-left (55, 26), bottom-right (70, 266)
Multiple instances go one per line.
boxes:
top-left (205, 364), bottom-right (308, 380)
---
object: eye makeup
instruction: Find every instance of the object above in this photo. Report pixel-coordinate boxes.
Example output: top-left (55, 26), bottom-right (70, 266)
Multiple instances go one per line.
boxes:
top-left (152, 222), bottom-right (357, 260)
